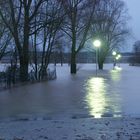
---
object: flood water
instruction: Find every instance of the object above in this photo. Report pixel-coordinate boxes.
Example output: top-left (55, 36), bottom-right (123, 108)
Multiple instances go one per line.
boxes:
top-left (0, 64), bottom-right (140, 119)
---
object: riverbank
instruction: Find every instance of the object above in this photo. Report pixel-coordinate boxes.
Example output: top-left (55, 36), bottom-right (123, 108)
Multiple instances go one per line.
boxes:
top-left (0, 117), bottom-right (140, 140)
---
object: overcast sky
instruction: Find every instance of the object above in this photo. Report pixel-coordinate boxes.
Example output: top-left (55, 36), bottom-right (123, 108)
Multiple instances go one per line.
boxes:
top-left (123, 0), bottom-right (140, 51)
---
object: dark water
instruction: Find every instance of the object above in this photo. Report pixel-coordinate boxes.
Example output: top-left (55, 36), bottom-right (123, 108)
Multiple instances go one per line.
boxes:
top-left (0, 64), bottom-right (140, 119)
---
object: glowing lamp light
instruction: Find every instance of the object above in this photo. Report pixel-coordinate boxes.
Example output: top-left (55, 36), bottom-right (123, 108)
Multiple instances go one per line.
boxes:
top-left (118, 54), bottom-right (121, 58)
top-left (112, 51), bottom-right (117, 56)
top-left (116, 54), bottom-right (121, 60)
top-left (93, 40), bottom-right (101, 48)
top-left (116, 56), bottom-right (119, 60)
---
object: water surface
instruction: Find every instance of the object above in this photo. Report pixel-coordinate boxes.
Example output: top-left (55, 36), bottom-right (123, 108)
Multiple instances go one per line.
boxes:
top-left (0, 64), bottom-right (140, 119)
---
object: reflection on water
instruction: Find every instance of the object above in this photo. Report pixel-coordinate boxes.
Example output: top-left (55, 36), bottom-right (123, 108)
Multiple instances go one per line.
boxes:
top-left (110, 68), bottom-right (122, 82)
top-left (1, 64), bottom-right (140, 119)
top-left (85, 77), bottom-right (107, 118)
top-left (85, 76), bottom-right (122, 118)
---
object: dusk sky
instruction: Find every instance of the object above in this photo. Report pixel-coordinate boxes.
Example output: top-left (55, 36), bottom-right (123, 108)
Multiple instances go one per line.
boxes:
top-left (123, 0), bottom-right (140, 51)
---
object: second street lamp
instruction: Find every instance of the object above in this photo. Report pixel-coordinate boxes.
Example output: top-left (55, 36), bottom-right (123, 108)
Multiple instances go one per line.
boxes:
top-left (112, 51), bottom-right (117, 56)
top-left (93, 40), bottom-right (101, 76)
top-left (112, 51), bottom-right (117, 69)
top-left (116, 54), bottom-right (121, 67)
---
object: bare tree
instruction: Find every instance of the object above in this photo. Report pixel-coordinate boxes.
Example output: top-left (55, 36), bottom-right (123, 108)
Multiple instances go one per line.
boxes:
top-left (91, 0), bottom-right (129, 69)
top-left (0, 0), bottom-right (45, 81)
top-left (59, 0), bottom-right (99, 73)
top-left (28, 0), bottom-right (64, 80)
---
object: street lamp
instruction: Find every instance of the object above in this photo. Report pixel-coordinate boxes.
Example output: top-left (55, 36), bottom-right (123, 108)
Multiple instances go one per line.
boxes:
top-left (112, 51), bottom-right (122, 69)
top-left (93, 40), bottom-right (101, 76)
top-left (116, 54), bottom-right (121, 67)
top-left (112, 51), bottom-right (117, 56)
top-left (112, 51), bottom-right (117, 69)
top-left (116, 54), bottom-right (121, 60)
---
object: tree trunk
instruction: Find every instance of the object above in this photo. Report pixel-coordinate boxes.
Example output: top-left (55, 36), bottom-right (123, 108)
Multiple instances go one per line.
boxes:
top-left (98, 55), bottom-right (104, 70)
top-left (98, 62), bottom-right (103, 70)
top-left (20, 56), bottom-right (29, 82)
top-left (71, 36), bottom-right (76, 74)
top-left (20, 3), bottom-right (30, 82)
top-left (71, 52), bottom-right (76, 74)
top-left (60, 51), bottom-right (63, 66)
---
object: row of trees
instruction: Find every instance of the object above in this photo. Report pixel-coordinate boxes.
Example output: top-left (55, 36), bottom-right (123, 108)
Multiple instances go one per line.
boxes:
top-left (0, 0), bottom-right (129, 82)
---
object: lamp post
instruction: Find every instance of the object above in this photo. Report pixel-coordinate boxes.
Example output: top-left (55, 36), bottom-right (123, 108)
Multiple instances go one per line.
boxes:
top-left (112, 51), bottom-right (117, 69)
top-left (93, 40), bottom-right (101, 76)
top-left (112, 51), bottom-right (122, 69)
top-left (116, 54), bottom-right (121, 67)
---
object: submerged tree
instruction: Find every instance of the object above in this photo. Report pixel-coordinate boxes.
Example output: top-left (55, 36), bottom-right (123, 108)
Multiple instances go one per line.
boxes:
top-left (38, 1), bottom-right (64, 80)
top-left (91, 0), bottom-right (129, 69)
top-left (0, 0), bottom-right (45, 81)
top-left (60, 0), bottom-right (99, 74)
top-left (21, 0), bottom-right (64, 81)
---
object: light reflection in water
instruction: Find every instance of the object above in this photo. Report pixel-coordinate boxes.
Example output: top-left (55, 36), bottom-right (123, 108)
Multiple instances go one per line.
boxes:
top-left (85, 77), bottom-right (121, 118)
top-left (110, 68), bottom-right (122, 82)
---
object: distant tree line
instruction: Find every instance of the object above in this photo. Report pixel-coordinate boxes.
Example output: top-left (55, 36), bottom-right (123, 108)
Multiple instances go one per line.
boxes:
top-left (0, 0), bottom-right (129, 82)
